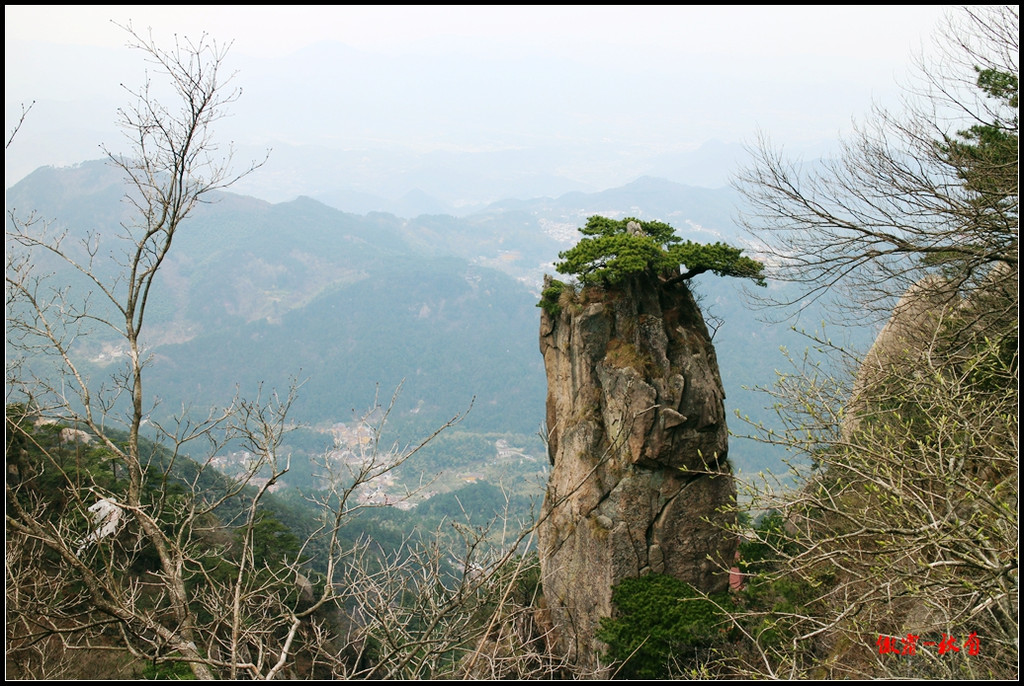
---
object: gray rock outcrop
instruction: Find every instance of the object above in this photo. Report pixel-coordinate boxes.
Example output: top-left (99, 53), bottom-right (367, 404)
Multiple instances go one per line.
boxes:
top-left (537, 273), bottom-right (737, 671)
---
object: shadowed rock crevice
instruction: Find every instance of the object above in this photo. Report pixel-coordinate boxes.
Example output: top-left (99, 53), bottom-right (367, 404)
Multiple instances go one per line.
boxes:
top-left (537, 273), bottom-right (737, 671)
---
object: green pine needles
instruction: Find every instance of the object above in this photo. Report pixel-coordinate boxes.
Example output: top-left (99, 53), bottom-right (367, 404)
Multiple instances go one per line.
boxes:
top-left (553, 216), bottom-right (766, 288)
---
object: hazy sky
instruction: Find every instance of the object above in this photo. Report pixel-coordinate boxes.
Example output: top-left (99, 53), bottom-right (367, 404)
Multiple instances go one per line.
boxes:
top-left (6, 5), bottom-right (946, 60)
top-left (6, 5), bottom-right (953, 198)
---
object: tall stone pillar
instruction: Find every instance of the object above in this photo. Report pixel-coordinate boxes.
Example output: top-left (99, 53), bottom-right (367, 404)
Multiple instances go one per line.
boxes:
top-left (537, 273), bottom-right (737, 671)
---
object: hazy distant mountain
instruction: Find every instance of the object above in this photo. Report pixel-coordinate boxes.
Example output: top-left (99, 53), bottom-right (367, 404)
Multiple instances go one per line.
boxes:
top-left (6, 161), bottom-right (546, 435)
top-left (6, 31), bottom-right (888, 214)
top-left (7, 160), bottom-right (874, 475)
top-left (228, 139), bottom-right (751, 217)
top-left (483, 176), bottom-right (741, 238)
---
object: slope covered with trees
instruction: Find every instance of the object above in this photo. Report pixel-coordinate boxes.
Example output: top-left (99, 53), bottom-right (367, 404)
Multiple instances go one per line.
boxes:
top-left (717, 6), bottom-right (1018, 679)
top-left (4, 161), bottom-right (547, 437)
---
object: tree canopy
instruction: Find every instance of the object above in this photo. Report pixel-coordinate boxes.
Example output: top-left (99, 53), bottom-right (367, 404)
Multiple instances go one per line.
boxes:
top-left (553, 216), bottom-right (766, 288)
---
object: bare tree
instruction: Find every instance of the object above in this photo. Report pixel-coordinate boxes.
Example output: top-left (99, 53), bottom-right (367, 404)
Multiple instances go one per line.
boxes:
top-left (723, 5), bottom-right (1018, 679)
top-left (735, 6), bottom-right (1017, 324)
top-left (726, 318), bottom-right (1017, 678)
top-left (6, 101), bottom-right (35, 151)
top-left (5, 26), bottom-right (572, 680)
top-left (3, 24), bottom-right (293, 678)
top-left (2, 23), bottom-right (383, 679)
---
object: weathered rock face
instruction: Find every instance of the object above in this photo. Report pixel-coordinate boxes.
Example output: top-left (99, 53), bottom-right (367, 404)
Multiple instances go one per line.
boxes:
top-left (537, 273), bottom-right (736, 670)
top-left (842, 277), bottom-right (950, 441)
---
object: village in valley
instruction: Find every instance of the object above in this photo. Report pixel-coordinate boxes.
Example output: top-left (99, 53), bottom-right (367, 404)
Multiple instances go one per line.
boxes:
top-left (209, 420), bottom-right (546, 509)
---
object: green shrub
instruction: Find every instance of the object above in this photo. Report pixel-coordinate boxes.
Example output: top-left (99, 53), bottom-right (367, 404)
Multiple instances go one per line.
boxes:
top-left (597, 574), bottom-right (732, 679)
top-left (142, 658), bottom-right (195, 680)
top-left (537, 278), bottom-right (568, 316)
